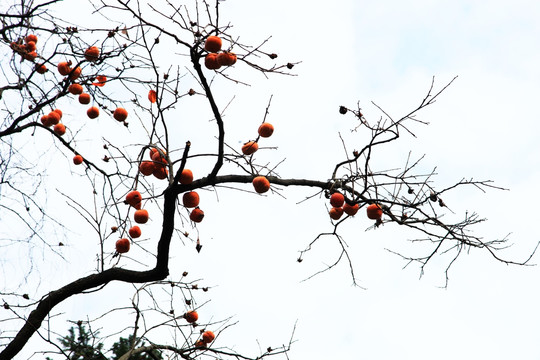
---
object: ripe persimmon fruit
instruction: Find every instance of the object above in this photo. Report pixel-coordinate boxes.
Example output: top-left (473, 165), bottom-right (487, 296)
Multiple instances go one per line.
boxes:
top-left (148, 89), bottom-right (157, 103)
top-left (343, 202), bottom-right (359, 216)
top-left (217, 51), bottom-right (237, 66)
top-left (179, 169), bottom-right (194, 185)
top-left (115, 238), bottom-right (130, 253)
top-left (57, 61), bottom-right (71, 76)
top-left (25, 41), bottom-right (36, 52)
top-left (47, 111), bottom-right (61, 125)
top-left (129, 225), bottom-right (141, 238)
top-left (330, 192), bottom-right (345, 208)
top-left (134, 209), bottom-right (149, 224)
top-left (252, 176), bottom-right (270, 194)
top-left (87, 106), bottom-right (99, 119)
top-left (25, 34), bottom-right (38, 44)
top-left (68, 83), bottom-right (83, 95)
top-left (184, 310), bottom-right (198, 323)
top-left (36, 64), bottom-right (47, 74)
top-left (139, 161), bottom-right (155, 176)
top-left (53, 123), bottom-right (66, 136)
top-left (40, 115), bottom-right (51, 127)
top-left (329, 207), bottom-right (344, 220)
top-left (204, 35), bottom-right (222, 53)
top-left (113, 107), bottom-right (128, 122)
top-left (84, 46), bottom-right (100, 62)
top-left (152, 166), bottom-right (168, 180)
top-left (258, 123), bottom-right (274, 138)
top-left (183, 191), bottom-right (200, 208)
top-left (202, 331), bottom-right (215, 344)
top-left (241, 141), bottom-right (258, 155)
top-left (69, 66), bottom-right (82, 81)
top-left (79, 93), bottom-right (91, 104)
top-left (189, 208), bottom-right (204, 223)
top-left (204, 53), bottom-right (221, 70)
top-left (73, 155), bottom-right (83, 165)
top-left (125, 191), bottom-right (142, 208)
top-left (366, 203), bottom-right (383, 220)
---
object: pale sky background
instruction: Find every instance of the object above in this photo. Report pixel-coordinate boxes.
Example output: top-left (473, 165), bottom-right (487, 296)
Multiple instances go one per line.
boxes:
top-left (5, 1), bottom-right (540, 359)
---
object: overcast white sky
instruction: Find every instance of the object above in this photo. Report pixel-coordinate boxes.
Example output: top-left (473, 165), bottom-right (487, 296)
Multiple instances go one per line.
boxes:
top-left (8, 1), bottom-right (540, 359)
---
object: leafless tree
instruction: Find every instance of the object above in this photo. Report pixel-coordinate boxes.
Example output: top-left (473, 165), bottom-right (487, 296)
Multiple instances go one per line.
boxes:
top-left (0, 0), bottom-right (536, 359)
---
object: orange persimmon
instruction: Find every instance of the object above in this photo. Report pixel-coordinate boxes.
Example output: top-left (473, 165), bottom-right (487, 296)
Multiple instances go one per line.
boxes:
top-left (183, 191), bottom-right (200, 208)
top-left (73, 155), bottom-right (83, 165)
top-left (87, 106), bottom-right (99, 119)
top-left (79, 93), bottom-right (91, 104)
top-left (84, 46), bottom-right (100, 62)
top-left (252, 176), bottom-right (270, 194)
top-left (258, 122), bottom-right (274, 138)
top-left (113, 107), bottom-right (128, 122)
top-left (189, 208), bottom-right (204, 223)
top-left (366, 203), bottom-right (383, 220)
top-left (329, 192), bottom-right (345, 208)
top-left (129, 225), bottom-right (141, 239)
top-left (204, 35), bottom-right (222, 53)
top-left (241, 141), bottom-right (258, 155)
top-left (179, 169), bottom-right (194, 185)
top-left (134, 209), bottom-right (149, 224)
top-left (115, 238), bottom-right (130, 253)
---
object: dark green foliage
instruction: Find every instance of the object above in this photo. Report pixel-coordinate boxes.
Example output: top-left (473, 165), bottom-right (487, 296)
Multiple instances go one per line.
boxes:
top-left (46, 325), bottom-right (162, 360)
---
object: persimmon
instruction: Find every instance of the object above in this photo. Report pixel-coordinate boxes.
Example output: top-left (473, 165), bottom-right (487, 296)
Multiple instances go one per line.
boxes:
top-left (129, 225), bottom-right (141, 239)
top-left (241, 141), bottom-right (258, 155)
top-left (25, 34), bottom-right (38, 44)
top-left (152, 166), bottom-right (168, 180)
top-left (68, 83), bottom-right (83, 95)
top-left (343, 202), bottom-right (360, 216)
top-left (366, 203), bottom-right (383, 220)
top-left (57, 61), bottom-right (71, 76)
top-left (139, 161), bottom-right (155, 176)
top-left (202, 331), bottom-right (215, 344)
top-left (194, 340), bottom-right (206, 348)
top-left (115, 238), bottom-right (130, 254)
top-left (252, 176), bottom-right (270, 194)
top-left (329, 192), bottom-right (345, 208)
top-left (329, 207), bottom-right (344, 220)
top-left (125, 191), bottom-right (142, 208)
top-left (47, 111), bottom-right (61, 125)
top-left (53, 109), bottom-right (63, 118)
top-left (25, 41), bottom-right (36, 52)
top-left (113, 107), bottom-right (128, 122)
top-left (79, 93), bottom-right (91, 104)
top-left (149, 147), bottom-right (167, 160)
top-left (134, 209), bottom-right (149, 224)
top-left (53, 123), bottom-right (66, 136)
top-left (92, 75), bottom-right (107, 87)
top-left (204, 53), bottom-right (221, 70)
top-left (40, 115), bottom-right (52, 127)
top-left (84, 46), bottom-right (100, 61)
top-left (23, 51), bottom-right (37, 61)
top-left (179, 169), bottom-right (193, 185)
top-left (36, 64), bottom-right (47, 74)
top-left (204, 35), bottom-right (222, 53)
top-left (69, 66), bottom-right (82, 80)
top-left (148, 89), bottom-right (157, 103)
top-left (258, 123), bottom-right (274, 138)
top-left (217, 51), bottom-right (237, 66)
top-left (87, 106), bottom-right (99, 119)
top-left (183, 191), bottom-right (200, 208)
top-left (189, 208), bottom-right (204, 223)
top-left (73, 155), bottom-right (83, 165)
top-left (184, 310), bottom-right (198, 323)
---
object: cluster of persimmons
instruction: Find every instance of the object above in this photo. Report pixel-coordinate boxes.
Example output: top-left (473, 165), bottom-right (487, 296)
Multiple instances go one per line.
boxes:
top-left (183, 310), bottom-right (216, 348)
top-left (328, 192), bottom-right (383, 222)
